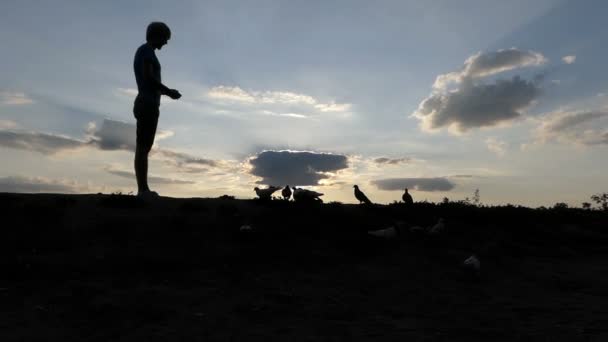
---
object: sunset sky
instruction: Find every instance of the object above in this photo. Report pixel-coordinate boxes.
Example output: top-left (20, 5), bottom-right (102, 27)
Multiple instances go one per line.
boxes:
top-left (1, 0), bottom-right (607, 206)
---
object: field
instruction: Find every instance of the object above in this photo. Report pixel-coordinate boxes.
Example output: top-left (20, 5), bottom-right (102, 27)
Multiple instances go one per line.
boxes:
top-left (1, 193), bottom-right (607, 341)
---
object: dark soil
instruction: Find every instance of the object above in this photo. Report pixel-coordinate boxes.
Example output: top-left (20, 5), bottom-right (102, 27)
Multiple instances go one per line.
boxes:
top-left (1, 193), bottom-right (607, 341)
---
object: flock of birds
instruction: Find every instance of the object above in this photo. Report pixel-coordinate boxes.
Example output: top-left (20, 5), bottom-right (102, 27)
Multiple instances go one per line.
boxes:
top-left (251, 184), bottom-right (479, 275)
top-left (254, 184), bottom-right (415, 205)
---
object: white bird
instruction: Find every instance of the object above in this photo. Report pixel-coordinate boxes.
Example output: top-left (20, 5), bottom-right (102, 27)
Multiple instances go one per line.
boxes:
top-left (292, 187), bottom-right (324, 202)
top-left (254, 186), bottom-right (280, 200)
top-left (368, 226), bottom-right (398, 239)
top-left (239, 224), bottom-right (253, 232)
top-left (427, 218), bottom-right (445, 234)
top-left (463, 254), bottom-right (481, 272)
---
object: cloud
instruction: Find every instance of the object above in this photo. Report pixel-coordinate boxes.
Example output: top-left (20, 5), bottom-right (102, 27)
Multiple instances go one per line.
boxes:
top-left (152, 149), bottom-right (222, 173)
top-left (116, 88), bottom-right (138, 96)
top-left (535, 109), bottom-right (608, 145)
top-left (372, 177), bottom-right (455, 192)
top-left (260, 110), bottom-right (308, 119)
top-left (414, 76), bottom-right (542, 133)
top-left (0, 91), bottom-right (34, 105)
top-left (433, 48), bottom-right (547, 89)
top-left (248, 150), bottom-right (349, 186)
top-left (0, 176), bottom-right (83, 193)
top-left (207, 86), bottom-right (352, 114)
top-left (373, 157), bottom-right (412, 165)
top-left (485, 137), bottom-right (507, 156)
top-left (0, 130), bottom-right (86, 154)
top-left (85, 119), bottom-right (173, 151)
top-left (562, 55), bottom-right (576, 64)
top-left (104, 166), bottom-right (195, 185)
top-left (86, 119), bottom-right (136, 151)
top-left (413, 49), bottom-right (547, 134)
top-left (0, 120), bottom-right (18, 130)
top-left (449, 174), bottom-right (475, 178)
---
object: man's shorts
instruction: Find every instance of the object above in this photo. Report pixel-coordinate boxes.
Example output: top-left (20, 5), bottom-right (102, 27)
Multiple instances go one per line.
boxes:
top-left (133, 96), bottom-right (160, 150)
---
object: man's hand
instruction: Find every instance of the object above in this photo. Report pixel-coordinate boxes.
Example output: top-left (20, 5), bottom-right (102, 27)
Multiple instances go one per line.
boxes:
top-left (168, 89), bottom-right (182, 100)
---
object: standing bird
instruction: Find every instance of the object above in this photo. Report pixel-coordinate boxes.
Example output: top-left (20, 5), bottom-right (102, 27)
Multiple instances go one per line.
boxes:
top-left (353, 185), bottom-right (372, 205)
top-left (402, 188), bottom-right (414, 205)
top-left (282, 185), bottom-right (292, 200)
top-left (254, 186), bottom-right (280, 200)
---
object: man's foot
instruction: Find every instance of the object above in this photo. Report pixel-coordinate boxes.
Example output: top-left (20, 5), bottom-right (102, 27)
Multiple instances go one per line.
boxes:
top-left (137, 190), bottom-right (160, 199)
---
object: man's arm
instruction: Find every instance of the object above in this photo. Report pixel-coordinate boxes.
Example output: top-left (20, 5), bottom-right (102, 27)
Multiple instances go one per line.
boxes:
top-left (142, 60), bottom-right (181, 99)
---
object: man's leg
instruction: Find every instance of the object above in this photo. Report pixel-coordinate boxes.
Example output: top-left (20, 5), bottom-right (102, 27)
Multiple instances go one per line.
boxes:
top-left (134, 143), bottom-right (151, 193)
top-left (134, 113), bottom-right (159, 195)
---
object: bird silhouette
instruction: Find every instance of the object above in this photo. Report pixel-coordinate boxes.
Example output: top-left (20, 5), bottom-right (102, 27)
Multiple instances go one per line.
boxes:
top-left (402, 188), bottom-right (414, 205)
top-left (282, 185), bottom-right (292, 200)
top-left (428, 218), bottom-right (445, 234)
top-left (254, 186), bottom-right (280, 200)
top-left (292, 187), bottom-right (324, 202)
top-left (353, 185), bottom-right (372, 205)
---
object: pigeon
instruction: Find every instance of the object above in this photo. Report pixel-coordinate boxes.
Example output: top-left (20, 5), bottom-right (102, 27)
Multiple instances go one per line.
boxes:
top-left (282, 185), bottom-right (292, 200)
top-left (402, 188), bottom-right (414, 205)
top-left (368, 226), bottom-right (398, 239)
top-left (428, 218), bottom-right (445, 234)
top-left (353, 185), bottom-right (372, 205)
top-left (409, 225), bottom-right (426, 233)
top-left (292, 187), bottom-right (324, 202)
top-left (463, 254), bottom-right (481, 274)
top-left (254, 186), bottom-right (280, 200)
top-left (239, 224), bottom-right (253, 232)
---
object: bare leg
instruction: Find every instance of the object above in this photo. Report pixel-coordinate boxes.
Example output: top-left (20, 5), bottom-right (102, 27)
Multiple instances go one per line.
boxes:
top-left (134, 144), bottom-right (151, 194)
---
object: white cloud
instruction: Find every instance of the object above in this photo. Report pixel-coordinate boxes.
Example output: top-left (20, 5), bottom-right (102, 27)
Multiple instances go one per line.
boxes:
top-left (116, 88), bottom-right (138, 97)
top-left (485, 137), bottom-right (507, 156)
top-left (433, 48), bottom-right (547, 90)
top-left (0, 91), bottom-right (34, 105)
top-left (314, 102), bottom-right (352, 112)
top-left (208, 86), bottom-right (256, 103)
top-left (534, 109), bottom-right (608, 145)
top-left (260, 110), bottom-right (308, 119)
top-left (207, 85), bottom-right (352, 114)
top-left (562, 55), bottom-right (576, 64)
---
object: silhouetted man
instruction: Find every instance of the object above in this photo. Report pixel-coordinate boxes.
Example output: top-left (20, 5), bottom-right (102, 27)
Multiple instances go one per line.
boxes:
top-left (133, 22), bottom-right (181, 197)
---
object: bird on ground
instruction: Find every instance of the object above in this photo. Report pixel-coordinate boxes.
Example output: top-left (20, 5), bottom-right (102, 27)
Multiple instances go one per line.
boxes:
top-left (282, 185), bottom-right (292, 200)
top-left (292, 187), bottom-right (324, 202)
top-left (463, 254), bottom-right (481, 274)
top-left (428, 218), bottom-right (445, 234)
top-left (402, 188), bottom-right (414, 205)
top-left (368, 226), bottom-right (398, 239)
top-left (353, 185), bottom-right (372, 205)
top-left (254, 186), bottom-right (280, 200)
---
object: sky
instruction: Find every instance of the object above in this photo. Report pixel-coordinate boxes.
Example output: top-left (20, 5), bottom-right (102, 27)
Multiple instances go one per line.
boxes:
top-left (1, 0), bottom-right (607, 207)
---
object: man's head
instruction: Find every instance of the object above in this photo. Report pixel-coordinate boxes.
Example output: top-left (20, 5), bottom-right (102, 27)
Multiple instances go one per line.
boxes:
top-left (146, 22), bottom-right (171, 49)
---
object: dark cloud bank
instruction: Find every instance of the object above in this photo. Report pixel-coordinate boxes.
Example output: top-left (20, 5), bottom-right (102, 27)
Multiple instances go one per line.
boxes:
top-left (249, 150), bottom-right (348, 186)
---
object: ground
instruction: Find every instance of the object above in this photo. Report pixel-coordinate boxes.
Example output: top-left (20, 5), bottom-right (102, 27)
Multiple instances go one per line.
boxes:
top-left (1, 193), bottom-right (607, 341)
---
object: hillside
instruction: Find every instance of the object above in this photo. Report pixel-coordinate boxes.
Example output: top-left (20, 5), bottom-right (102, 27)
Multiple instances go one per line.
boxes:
top-left (1, 193), bottom-right (607, 341)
